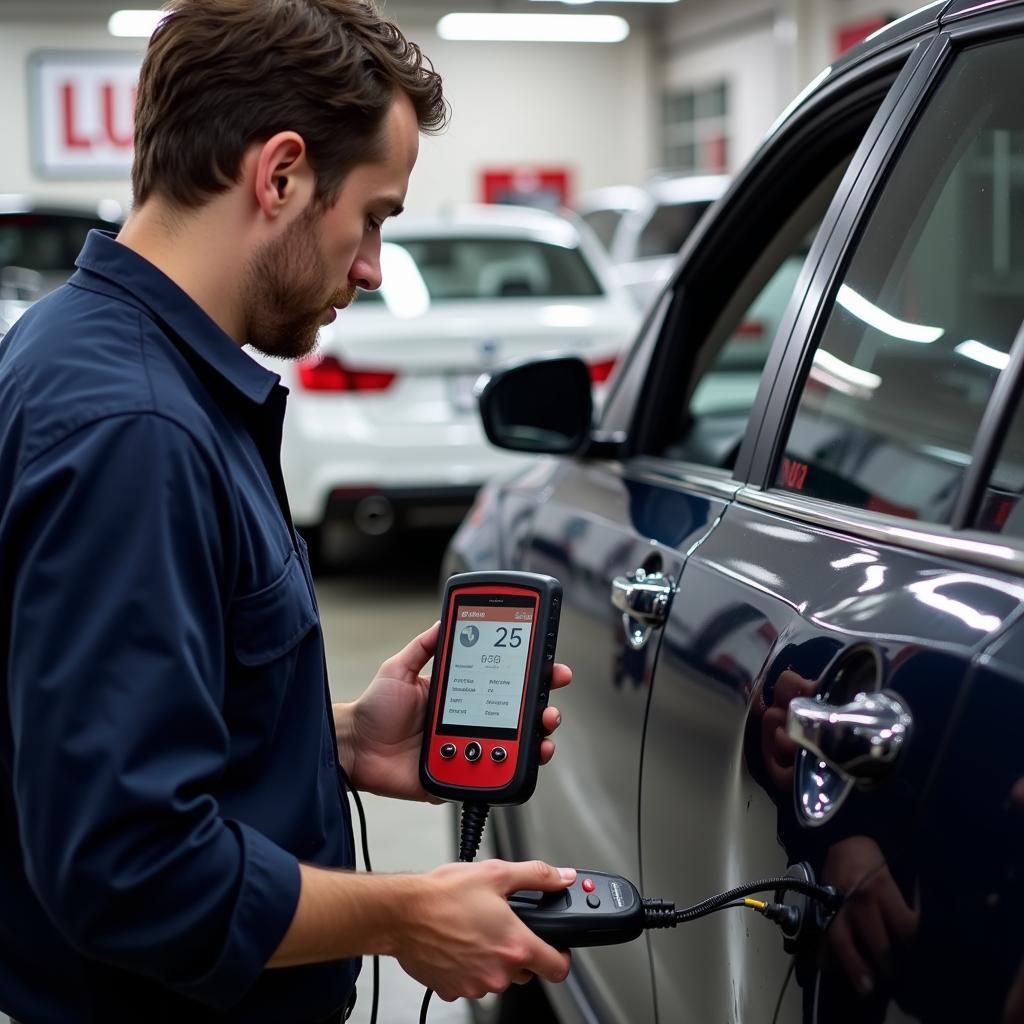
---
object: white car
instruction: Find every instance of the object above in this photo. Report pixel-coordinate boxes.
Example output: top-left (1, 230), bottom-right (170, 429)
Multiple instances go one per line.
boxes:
top-left (254, 204), bottom-right (639, 563)
top-left (578, 174), bottom-right (729, 313)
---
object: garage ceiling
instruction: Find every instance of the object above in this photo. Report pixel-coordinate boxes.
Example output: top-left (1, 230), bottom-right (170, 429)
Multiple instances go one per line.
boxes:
top-left (0, 0), bottom-right (665, 26)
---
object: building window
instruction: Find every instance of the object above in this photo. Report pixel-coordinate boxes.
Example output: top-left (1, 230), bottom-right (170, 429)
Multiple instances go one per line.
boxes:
top-left (663, 81), bottom-right (730, 174)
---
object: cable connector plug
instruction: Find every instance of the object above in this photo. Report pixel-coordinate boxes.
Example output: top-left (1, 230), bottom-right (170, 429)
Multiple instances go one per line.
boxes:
top-left (752, 900), bottom-right (801, 936)
top-left (642, 898), bottom-right (678, 929)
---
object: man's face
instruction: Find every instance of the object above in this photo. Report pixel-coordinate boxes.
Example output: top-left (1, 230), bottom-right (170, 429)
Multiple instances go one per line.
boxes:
top-left (242, 91), bottom-right (420, 360)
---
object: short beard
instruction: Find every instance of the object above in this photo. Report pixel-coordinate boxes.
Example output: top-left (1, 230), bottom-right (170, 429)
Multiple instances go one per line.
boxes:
top-left (242, 202), bottom-right (356, 361)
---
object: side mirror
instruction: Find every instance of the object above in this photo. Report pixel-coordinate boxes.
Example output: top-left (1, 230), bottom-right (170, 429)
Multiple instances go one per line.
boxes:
top-left (477, 356), bottom-right (593, 455)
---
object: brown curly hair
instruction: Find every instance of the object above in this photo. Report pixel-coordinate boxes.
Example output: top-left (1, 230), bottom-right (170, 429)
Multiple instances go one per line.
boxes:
top-left (132, 0), bottom-right (447, 209)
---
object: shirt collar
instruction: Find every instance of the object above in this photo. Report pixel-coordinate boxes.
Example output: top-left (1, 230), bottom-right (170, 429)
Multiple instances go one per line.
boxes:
top-left (72, 229), bottom-right (281, 406)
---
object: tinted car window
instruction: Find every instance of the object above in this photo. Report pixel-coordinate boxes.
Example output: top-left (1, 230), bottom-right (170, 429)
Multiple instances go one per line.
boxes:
top-left (580, 209), bottom-right (623, 251)
top-left (636, 200), bottom-right (710, 259)
top-left (660, 161), bottom-right (848, 469)
top-left (0, 214), bottom-right (109, 275)
top-left (357, 236), bottom-right (603, 302)
top-left (777, 41), bottom-right (1024, 523)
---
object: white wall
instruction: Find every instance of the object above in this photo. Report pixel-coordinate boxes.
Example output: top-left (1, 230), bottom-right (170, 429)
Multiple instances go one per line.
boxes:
top-left (400, 23), bottom-right (657, 212)
top-left (657, 0), bottom-right (929, 175)
top-left (659, 0), bottom-right (795, 172)
top-left (0, 17), bottom-right (656, 215)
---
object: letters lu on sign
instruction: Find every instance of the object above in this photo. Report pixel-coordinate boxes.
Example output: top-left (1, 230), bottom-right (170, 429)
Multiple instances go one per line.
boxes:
top-left (30, 53), bottom-right (141, 178)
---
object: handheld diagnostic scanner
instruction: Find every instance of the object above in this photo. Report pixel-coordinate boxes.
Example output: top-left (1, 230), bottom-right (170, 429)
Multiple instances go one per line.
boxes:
top-left (419, 571), bottom-right (561, 805)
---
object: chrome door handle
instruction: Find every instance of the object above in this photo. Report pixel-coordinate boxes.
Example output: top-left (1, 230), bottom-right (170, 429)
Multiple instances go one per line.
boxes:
top-left (787, 690), bottom-right (913, 784)
top-left (611, 569), bottom-right (675, 650)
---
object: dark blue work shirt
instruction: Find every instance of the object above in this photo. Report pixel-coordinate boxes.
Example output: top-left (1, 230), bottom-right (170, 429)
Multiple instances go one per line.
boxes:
top-left (0, 231), bottom-right (359, 1022)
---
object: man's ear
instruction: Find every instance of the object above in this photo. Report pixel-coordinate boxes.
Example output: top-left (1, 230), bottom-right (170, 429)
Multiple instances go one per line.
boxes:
top-left (253, 131), bottom-right (315, 219)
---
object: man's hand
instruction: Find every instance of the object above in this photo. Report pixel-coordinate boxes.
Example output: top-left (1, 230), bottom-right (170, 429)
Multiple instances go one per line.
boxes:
top-left (397, 859), bottom-right (575, 1001)
top-left (335, 622), bottom-right (572, 800)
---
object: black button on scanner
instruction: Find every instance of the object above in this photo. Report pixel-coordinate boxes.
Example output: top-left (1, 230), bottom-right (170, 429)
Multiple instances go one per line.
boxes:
top-left (586, 894), bottom-right (601, 909)
top-left (465, 742), bottom-right (482, 762)
top-left (440, 743), bottom-right (456, 759)
top-left (491, 747), bottom-right (508, 763)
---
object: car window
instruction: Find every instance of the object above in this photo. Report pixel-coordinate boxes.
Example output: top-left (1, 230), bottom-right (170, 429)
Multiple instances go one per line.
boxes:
top-left (775, 40), bottom-right (1024, 524)
top-left (0, 214), bottom-right (109, 275)
top-left (580, 209), bottom-right (623, 251)
top-left (636, 200), bottom-right (711, 259)
top-left (357, 236), bottom-right (603, 303)
top-left (651, 147), bottom-right (854, 470)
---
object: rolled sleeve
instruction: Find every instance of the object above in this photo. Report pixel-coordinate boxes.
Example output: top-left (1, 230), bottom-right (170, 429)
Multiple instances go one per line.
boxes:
top-left (176, 822), bottom-right (301, 1008)
top-left (6, 413), bottom-right (299, 1007)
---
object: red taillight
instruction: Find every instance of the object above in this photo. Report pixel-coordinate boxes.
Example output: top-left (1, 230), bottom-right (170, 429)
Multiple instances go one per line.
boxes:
top-left (588, 358), bottom-right (617, 384)
top-left (735, 320), bottom-right (765, 339)
top-left (298, 354), bottom-right (396, 392)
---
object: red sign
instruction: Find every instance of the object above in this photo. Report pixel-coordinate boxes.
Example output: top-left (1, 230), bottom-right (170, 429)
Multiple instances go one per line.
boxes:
top-left (835, 16), bottom-right (894, 56)
top-left (30, 52), bottom-right (141, 178)
top-left (481, 168), bottom-right (572, 211)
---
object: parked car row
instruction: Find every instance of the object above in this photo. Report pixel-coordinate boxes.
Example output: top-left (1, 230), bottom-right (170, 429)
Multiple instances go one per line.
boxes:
top-left (576, 173), bottom-right (729, 313)
top-left (248, 204), bottom-right (639, 564)
top-left (446, 2), bottom-right (1024, 1022)
top-left (0, 196), bottom-right (123, 330)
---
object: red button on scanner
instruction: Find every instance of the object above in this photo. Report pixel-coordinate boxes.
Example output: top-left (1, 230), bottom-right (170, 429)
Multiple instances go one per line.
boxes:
top-left (581, 878), bottom-right (596, 893)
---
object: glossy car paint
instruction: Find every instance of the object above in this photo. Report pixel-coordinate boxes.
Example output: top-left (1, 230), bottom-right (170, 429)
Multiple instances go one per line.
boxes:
top-left (448, 4), bottom-right (1024, 1023)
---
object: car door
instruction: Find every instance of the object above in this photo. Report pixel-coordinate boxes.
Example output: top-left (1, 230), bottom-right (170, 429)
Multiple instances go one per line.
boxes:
top-left (641, 14), bottom-right (1024, 1024)
top-left (497, 28), bottom-right (934, 1024)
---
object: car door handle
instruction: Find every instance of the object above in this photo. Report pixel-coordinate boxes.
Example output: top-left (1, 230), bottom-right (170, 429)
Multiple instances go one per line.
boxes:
top-left (787, 690), bottom-right (913, 784)
top-left (611, 570), bottom-right (674, 626)
top-left (611, 569), bottom-right (675, 650)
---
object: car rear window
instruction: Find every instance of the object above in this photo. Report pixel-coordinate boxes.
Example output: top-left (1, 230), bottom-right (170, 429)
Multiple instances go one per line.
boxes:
top-left (636, 200), bottom-right (711, 259)
top-left (0, 214), bottom-right (110, 275)
top-left (358, 236), bottom-right (603, 302)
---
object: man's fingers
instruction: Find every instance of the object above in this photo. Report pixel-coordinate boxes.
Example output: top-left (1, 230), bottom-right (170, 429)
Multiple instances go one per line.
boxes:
top-left (551, 663), bottom-right (572, 690)
top-left (380, 621), bottom-right (440, 677)
top-left (523, 936), bottom-right (572, 984)
top-left (828, 915), bottom-right (875, 996)
top-left (500, 859), bottom-right (576, 894)
top-left (539, 738), bottom-right (555, 765)
top-left (541, 706), bottom-right (562, 734)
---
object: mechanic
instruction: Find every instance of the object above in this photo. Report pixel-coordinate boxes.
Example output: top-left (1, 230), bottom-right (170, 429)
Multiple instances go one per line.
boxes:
top-left (0, 2), bottom-right (575, 1021)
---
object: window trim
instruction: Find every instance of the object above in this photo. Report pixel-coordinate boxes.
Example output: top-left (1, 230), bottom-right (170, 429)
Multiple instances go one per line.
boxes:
top-left (737, 484), bottom-right (1024, 575)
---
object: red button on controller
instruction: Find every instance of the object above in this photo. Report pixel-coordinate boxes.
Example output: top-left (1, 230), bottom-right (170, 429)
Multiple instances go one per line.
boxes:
top-left (581, 878), bottom-right (596, 893)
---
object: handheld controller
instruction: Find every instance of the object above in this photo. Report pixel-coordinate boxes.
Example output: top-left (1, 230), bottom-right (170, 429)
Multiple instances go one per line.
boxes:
top-left (419, 571), bottom-right (561, 805)
top-left (508, 870), bottom-right (645, 948)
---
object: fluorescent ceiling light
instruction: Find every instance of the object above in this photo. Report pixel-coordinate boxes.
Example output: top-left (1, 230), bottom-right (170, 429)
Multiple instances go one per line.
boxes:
top-left (811, 348), bottom-right (881, 390)
top-left (955, 339), bottom-right (1010, 371)
top-left (836, 284), bottom-right (944, 344)
top-left (437, 13), bottom-right (629, 43)
top-left (529, 0), bottom-right (677, 4)
top-left (108, 9), bottom-right (165, 37)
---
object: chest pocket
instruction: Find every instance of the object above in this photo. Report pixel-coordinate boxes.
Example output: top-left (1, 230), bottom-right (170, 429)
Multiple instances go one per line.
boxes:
top-left (225, 552), bottom-right (319, 758)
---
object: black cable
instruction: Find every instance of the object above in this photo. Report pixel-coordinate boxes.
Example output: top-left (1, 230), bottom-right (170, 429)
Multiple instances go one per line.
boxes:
top-left (339, 768), bottom-right (379, 1024)
top-left (421, 801), bottom-right (492, 1024)
top-left (457, 801), bottom-right (490, 863)
top-left (671, 876), bottom-right (841, 924)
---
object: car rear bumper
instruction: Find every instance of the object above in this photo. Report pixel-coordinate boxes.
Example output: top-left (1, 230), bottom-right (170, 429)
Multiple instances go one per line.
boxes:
top-left (323, 484), bottom-right (482, 536)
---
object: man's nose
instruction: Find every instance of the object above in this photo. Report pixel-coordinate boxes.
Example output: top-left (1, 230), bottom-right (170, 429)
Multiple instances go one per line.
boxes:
top-left (350, 240), bottom-right (382, 291)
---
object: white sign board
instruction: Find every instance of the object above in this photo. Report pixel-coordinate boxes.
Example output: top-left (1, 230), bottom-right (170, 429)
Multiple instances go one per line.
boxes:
top-left (30, 52), bottom-right (142, 179)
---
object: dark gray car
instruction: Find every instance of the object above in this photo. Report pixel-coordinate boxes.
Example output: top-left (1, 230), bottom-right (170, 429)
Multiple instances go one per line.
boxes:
top-left (446, 3), bottom-right (1024, 1021)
